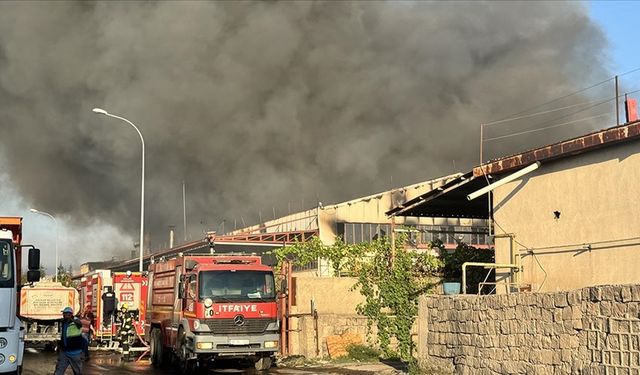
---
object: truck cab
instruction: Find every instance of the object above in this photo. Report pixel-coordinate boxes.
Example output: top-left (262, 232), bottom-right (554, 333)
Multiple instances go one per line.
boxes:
top-left (0, 217), bottom-right (40, 375)
top-left (147, 254), bottom-right (279, 373)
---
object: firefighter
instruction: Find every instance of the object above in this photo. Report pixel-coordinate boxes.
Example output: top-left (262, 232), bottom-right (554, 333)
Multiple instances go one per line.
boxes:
top-left (117, 304), bottom-right (135, 360)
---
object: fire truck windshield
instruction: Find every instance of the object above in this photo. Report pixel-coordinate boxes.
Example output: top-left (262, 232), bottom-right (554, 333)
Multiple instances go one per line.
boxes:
top-left (0, 240), bottom-right (14, 287)
top-left (199, 270), bottom-right (275, 301)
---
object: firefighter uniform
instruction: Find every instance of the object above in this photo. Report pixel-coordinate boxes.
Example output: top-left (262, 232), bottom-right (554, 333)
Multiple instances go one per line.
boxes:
top-left (117, 304), bottom-right (136, 360)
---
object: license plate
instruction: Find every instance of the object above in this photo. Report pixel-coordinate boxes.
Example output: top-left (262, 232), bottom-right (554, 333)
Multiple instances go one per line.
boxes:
top-left (229, 339), bottom-right (250, 346)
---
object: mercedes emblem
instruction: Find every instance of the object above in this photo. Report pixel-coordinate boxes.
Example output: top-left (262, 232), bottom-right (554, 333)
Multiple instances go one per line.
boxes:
top-left (233, 314), bottom-right (245, 326)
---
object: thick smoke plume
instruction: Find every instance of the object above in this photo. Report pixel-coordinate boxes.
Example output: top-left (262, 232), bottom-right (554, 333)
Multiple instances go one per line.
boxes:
top-left (0, 2), bottom-right (607, 251)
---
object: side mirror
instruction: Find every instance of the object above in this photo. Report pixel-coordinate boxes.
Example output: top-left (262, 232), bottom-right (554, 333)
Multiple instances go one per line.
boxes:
top-left (280, 279), bottom-right (288, 294)
top-left (178, 282), bottom-right (185, 299)
top-left (28, 248), bottom-right (40, 271)
top-left (27, 270), bottom-right (40, 283)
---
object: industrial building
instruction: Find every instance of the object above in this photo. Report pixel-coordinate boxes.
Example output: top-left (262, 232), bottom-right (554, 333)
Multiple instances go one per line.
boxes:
top-left (388, 119), bottom-right (640, 293)
top-left (226, 174), bottom-right (490, 276)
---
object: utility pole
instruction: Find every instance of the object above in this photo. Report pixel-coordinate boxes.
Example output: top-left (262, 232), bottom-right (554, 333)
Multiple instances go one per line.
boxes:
top-left (183, 180), bottom-right (187, 241)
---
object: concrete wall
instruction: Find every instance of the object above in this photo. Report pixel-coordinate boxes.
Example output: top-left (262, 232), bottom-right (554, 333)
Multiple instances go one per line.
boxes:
top-left (419, 284), bottom-right (640, 374)
top-left (288, 276), bottom-right (371, 358)
top-left (492, 141), bottom-right (640, 292)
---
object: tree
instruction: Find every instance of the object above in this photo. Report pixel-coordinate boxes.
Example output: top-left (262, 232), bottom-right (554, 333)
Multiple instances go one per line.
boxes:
top-left (56, 264), bottom-right (76, 287)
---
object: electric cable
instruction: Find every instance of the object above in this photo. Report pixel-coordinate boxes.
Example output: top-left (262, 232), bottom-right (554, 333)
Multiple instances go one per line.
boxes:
top-left (484, 97), bottom-right (612, 126)
top-left (488, 66), bottom-right (640, 124)
top-left (484, 113), bottom-right (613, 142)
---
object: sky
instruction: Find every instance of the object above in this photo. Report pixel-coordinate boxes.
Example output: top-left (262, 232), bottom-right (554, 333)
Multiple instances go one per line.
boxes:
top-left (589, 1), bottom-right (640, 75)
top-left (0, 1), bottom-right (637, 276)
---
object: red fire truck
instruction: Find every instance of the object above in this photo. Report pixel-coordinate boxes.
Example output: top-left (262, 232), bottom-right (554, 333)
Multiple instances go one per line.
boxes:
top-left (146, 254), bottom-right (279, 373)
top-left (78, 270), bottom-right (148, 344)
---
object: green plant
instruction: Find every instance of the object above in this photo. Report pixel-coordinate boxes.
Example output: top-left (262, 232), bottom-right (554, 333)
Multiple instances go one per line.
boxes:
top-left (346, 344), bottom-right (381, 362)
top-left (354, 234), bottom-right (441, 360)
top-left (434, 240), bottom-right (494, 294)
top-left (271, 233), bottom-right (442, 363)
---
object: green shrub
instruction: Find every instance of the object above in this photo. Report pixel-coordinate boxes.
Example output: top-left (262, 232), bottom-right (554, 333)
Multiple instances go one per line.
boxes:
top-left (346, 344), bottom-right (381, 362)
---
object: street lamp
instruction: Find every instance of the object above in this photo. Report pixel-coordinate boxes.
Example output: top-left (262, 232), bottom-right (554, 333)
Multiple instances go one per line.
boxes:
top-left (29, 208), bottom-right (58, 281)
top-left (92, 107), bottom-right (145, 273)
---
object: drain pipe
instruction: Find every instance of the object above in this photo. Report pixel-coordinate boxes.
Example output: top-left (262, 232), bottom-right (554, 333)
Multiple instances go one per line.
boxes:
top-left (467, 162), bottom-right (541, 201)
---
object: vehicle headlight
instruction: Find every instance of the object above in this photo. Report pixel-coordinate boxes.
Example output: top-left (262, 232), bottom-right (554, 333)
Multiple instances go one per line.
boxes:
top-left (264, 341), bottom-right (279, 349)
top-left (0, 354), bottom-right (5, 365)
top-left (7, 355), bottom-right (15, 363)
top-left (204, 298), bottom-right (213, 308)
top-left (0, 338), bottom-right (7, 349)
top-left (196, 342), bottom-right (213, 350)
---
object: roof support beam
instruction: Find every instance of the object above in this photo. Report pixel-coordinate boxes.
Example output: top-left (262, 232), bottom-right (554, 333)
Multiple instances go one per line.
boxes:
top-left (467, 162), bottom-right (540, 201)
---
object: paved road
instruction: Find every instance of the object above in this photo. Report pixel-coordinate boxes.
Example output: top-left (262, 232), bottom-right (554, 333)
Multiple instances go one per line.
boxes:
top-left (21, 348), bottom-right (402, 375)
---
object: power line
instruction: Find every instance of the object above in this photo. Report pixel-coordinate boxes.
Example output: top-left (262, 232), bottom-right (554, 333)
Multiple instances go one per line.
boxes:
top-left (484, 113), bottom-right (613, 142)
top-left (487, 66), bottom-right (640, 124)
top-left (483, 98), bottom-right (610, 126)
top-left (488, 77), bottom-right (613, 123)
top-left (483, 86), bottom-right (640, 143)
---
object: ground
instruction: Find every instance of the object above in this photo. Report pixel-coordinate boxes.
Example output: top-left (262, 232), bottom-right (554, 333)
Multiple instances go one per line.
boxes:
top-left (21, 348), bottom-right (405, 375)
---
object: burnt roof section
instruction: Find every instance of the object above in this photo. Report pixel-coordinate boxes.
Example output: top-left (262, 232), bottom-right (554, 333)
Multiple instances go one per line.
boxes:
top-left (473, 120), bottom-right (640, 177)
top-left (386, 172), bottom-right (492, 219)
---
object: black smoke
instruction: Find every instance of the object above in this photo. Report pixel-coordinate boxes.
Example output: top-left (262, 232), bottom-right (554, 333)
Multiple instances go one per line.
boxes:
top-left (0, 2), bottom-right (608, 251)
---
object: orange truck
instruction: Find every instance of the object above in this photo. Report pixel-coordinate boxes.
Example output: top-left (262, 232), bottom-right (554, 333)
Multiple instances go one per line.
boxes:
top-left (0, 217), bottom-right (40, 375)
top-left (146, 254), bottom-right (279, 373)
top-left (78, 270), bottom-right (148, 344)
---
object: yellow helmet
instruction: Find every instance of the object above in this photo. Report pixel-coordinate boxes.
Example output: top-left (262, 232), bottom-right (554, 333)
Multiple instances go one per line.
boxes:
top-left (121, 303), bottom-right (128, 311)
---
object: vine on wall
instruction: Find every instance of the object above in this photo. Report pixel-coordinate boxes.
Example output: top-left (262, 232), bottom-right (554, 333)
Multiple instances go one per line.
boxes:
top-left (272, 234), bottom-right (442, 362)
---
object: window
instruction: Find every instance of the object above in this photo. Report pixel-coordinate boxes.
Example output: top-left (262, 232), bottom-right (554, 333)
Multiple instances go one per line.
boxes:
top-left (188, 276), bottom-right (197, 299)
top-left (199, 271), bottom-right (275, 301)
top-left (0, 240), bottom-right (13, 287)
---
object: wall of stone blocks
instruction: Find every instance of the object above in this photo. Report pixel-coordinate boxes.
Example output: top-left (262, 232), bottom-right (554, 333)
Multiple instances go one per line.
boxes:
top-left (418, 285), bottom-right (640, 374)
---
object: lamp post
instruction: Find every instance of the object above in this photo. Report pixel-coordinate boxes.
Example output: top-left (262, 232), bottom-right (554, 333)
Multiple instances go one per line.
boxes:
top-left (29, 208), bottom-right (58, 281)
top-left (92, 107), bottom-right (145, 273)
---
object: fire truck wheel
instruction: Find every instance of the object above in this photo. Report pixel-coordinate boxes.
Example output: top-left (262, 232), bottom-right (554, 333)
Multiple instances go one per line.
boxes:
top-left (177, 329), bottom-right (196, 375)
top-left (150, 329), bottom-right (163, 368)
top-left (254, 356), bottom-right (272, 371)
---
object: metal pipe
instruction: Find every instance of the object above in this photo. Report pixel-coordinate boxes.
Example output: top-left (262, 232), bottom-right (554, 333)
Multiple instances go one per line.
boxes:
top-left (279, 262), bottom-right (288, 356)
top-left (467, 162), bottom-right (541, 201)
top-left (92, 108), bottom-right (145, 273)
top-left (616, 75), bottom-right (620, 126)
top-left (286, 261), bottom-right (293, 356)
top-left (462, 262), bottom-right (520, 294)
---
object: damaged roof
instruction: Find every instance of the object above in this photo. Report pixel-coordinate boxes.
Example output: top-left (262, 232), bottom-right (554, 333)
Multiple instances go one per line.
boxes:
top-left (388, 120), bottom-right (640, 218)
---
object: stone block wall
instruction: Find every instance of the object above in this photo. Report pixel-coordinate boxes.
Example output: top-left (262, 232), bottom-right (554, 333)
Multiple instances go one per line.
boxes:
top-left (418, 285), bottom-right (640, 374)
